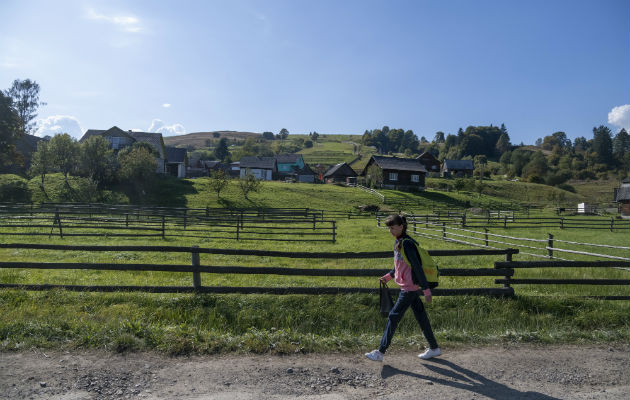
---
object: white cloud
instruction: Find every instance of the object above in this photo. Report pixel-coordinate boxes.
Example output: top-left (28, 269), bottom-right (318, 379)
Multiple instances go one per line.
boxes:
top-left (608, 105), bottom-right (630, 131)
top-left (86, 8), bottom-right (142, 33)
top-left (34, 115), bottom-right (84, 140)
top-left (147, 119), bottom-right (186, 137)
top-left (162, 103), bottom-right (171, 108)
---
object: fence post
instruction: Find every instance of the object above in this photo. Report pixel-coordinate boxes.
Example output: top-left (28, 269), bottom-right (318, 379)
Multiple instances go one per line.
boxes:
top-left (377, 215), bottom-right (380, 227)
top-left (442, 222), bottom-right (446, 239)
top-left (425, 215), bottom-right (429, 228)
top-left (560, 217), bottom-right (564, 229)
top-left (503, 250), bottom-right (513, 289)
top-left (192, 245), bottom-right (201, 289)
top-left (125, 213), bottom-right (129, 227)
top-left (236, 216), bottom-right (240, 240)
top-left (332, 221), bottom-right (336, 243)
top-left (313, 214), bottom-right (316, 230)
top-left (610, 217), bottom-right (614, 232)
top-left (547, 233), bottom-right (554, 259)
top-left (484, 228), bottom-right (489, 247)
top-left (413, 217), bottom-right (417, 234)
top-left (184, 209), bottom-right (187, 230)
top-left (461, 213), bottom-right (466, 228)
top-left (503, 215), bottom-right (507, 229)
top-left (161, 216), bottom-right (165, 239)
top-left (55, 211), bottom-right (63, 238)
top-left (205, 206), bottom-right (209, 218)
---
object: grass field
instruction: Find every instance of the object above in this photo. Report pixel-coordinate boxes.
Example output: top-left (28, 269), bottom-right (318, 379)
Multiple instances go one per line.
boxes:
top-left (1, 174), bottom-right (628, 354)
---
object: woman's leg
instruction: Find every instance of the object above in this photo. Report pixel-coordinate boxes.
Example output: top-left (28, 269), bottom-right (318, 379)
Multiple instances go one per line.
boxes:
top-left (410, 294), bottom-right (439, 349)
top-left (378, 291), bottom-right (413, 353)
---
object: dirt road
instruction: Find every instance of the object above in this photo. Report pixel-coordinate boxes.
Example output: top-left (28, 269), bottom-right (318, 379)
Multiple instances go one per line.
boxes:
top-left (1, 344), bottom-right (628, 399)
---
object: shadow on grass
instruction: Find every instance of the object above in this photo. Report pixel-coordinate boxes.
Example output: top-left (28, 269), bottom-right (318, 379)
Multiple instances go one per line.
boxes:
top-left (381, 358), bottom-right (560, 400)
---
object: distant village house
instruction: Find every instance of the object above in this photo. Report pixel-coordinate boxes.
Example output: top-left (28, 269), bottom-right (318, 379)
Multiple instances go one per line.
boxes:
top-left (362, 155), bottom-right (426, 191)
top-left (441, 159), bottom-right (474, 178)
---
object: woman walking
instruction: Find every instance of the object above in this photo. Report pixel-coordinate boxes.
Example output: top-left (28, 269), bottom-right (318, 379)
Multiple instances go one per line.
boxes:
top-left (365, 214), bottom-right (441, 361)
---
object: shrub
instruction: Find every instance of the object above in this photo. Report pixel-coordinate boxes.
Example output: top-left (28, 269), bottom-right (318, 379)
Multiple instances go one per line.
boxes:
top-left (0, 174), bottom-right (30, 202)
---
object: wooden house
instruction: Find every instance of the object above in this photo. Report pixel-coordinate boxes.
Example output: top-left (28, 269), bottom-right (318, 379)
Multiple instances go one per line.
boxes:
top-left (615, 177), bottom-right (630, 218)
top-left (323, 162), bottom-right (357, 184)
top-left (441, 159), bottom-right (474, 178)
top-left (416, 152), bottom-right (441, 176)
top-left (362, 155), bottom-right (427, 191)
top-left (80, 126), bottom-right (166, 173)
top-left (239, 156), bottom-right (277, 180)
top-left (276, 154), bottom-right (305, 179)
top-left (165, 147), bottom-right (187, 178)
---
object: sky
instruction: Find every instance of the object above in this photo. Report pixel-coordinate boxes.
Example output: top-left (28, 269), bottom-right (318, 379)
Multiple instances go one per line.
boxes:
top-left (1, 0), bottom-right (628, 145)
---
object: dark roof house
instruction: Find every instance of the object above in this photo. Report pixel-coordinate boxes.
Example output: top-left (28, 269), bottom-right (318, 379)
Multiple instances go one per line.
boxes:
top-left (362, 155), bottom-right (427, 191)
top-left (441, 159), bottom-right (474, 178)
top-left (615, 177), bottom-right (630, 218)
top-left (165, 147), bottom-right (187, 178)
top-left (239, 156), bottom-right (277, 180)
top-left (323, 162), bottom-right (358, 183)
top-left (79, 126), bottom-right (167, 173)
top-left (416, 152), bottom-right (441, 174)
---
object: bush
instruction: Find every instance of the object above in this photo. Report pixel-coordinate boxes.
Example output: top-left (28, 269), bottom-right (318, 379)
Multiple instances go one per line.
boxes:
top-left (527, 175), bottom-right (545, 184)
top-left (0, 174), bottom-right (30, 202)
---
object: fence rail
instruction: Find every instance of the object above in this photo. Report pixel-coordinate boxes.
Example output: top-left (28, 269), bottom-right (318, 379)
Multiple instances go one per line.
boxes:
top-left (0, 243), bottom-right (517, 297)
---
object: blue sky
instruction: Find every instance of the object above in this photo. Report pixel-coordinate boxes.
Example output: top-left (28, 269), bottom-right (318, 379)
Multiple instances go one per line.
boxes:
top-left (1, 0), bottom-right (628, 144)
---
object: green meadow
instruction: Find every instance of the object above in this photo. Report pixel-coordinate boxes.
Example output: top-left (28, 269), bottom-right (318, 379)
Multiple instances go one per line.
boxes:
top-left (0, 175), bottom-right (628, 354)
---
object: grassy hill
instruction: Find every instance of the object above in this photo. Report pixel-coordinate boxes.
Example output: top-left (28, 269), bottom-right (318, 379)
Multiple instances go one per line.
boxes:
top-left (163, 131), bottom-right (260, 148)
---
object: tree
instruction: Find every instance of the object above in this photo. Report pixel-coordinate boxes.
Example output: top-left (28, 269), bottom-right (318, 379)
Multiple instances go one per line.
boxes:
top-left (612, 128), bottom-right (630, 172)
top-left (433, 131), bottom-right (445, 143)
top-left (214, 137), bottom-right (230, 162)
top-left (262, 131), bottom-right (275, 140)
top-left (366, 164), bottom-right (383, 189)
top-left (277, 128), bottom-right (289, 141)
top-left (304, 139), bottom-right (313, 148)
top-left (118, 146), bottom-right (157, 198)
top-left (48, 133), bottom-right (79, 183)
top-left (4, 79), bottom-right (46, 135)
top-left (29, 140), bottom-right (53, 187)
top-left (0, 92), bottom-right (22, 171)
top-left (208, 169), bottom-right (229, 199)
top-left (591, 125), bottom-right (613, 165)
top-left (473, 155), bottom-right (488, 180)
top-left (80, 136), bottom-right (116, 187)
top-left (212, 132), bottom-right (221, 138)
top-left (238, 172), bottom-right (261, 200)
top-left (495, 133), bottom-right (511, 154)
top-left (311, 131), bottom-right (319, 141)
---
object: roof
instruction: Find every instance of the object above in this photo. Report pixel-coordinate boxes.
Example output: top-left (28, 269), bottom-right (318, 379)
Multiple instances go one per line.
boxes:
top-left (369, 155), bottom-right (427, 173)
top-left (79, 129), bottom-right (106, 142)
top-left (616, 186), bottom-right (630, 201)
top-left (324, 162), bottom-right (357, 178)
top-left (622, 177), bottom-right (630, 184)
top-left (239, 156), bottom-right (277, 170)
top-left (165, 147), bottom-right (187, 163)
top-left (443, 159), bottom-right (474, 170)
top-left (416, 152), bottom-right (440, 162)
top-left (128, 131), bottom-right (164, 156)
top-left (296, 164), bottom-right (315, 175)
top-left (276, 154), bottom-right (303, 164)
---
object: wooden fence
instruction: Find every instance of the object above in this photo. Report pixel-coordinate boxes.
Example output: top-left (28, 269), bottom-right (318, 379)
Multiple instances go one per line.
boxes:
top-left (379, 216), bottom-right (630, 262)
top-left (494, 260), bottom-right (630, 300)
top-left (0, 205), bottom-right (338, 242)
top-left (0, 243), bottom-right (517, 297)
top-left (378, 212), bottom-right (630, 231)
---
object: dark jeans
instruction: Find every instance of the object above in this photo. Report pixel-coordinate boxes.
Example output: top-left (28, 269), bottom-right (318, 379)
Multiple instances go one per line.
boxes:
top-left (378, 290), bottom-right (438, 353)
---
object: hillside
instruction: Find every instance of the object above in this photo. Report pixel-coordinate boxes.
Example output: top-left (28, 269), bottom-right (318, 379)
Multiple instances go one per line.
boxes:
top-left (163, 131), bottom-right (260, 148)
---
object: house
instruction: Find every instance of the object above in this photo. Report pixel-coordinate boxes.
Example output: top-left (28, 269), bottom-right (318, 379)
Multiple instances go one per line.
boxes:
top-left (615, 177), bottom-right (630, 218)
top-left (276, 154), bottom-right (305, 179)
top-left (80, 126), bottom-right (166, 173)
top-left (362, 155), bottom-right (427, 190)
top-left (295, 164), bottom-right (316, 183)
top-left (239, 156), bottom-right (277, 180)
top-left (323, 162), bottom-right (357, 184)
top-left (165, 147), bottom-right (187, 178)
top-left (441, 159), bottom-right (474, 178)
top-left (229, 161), bottom-right (241, 178)
top-left (416, 152), bottom-right (441, 176)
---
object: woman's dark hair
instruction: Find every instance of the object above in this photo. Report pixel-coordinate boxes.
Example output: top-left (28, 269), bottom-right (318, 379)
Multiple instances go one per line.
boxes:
top-left (385, 214), bottom-right (407, 235)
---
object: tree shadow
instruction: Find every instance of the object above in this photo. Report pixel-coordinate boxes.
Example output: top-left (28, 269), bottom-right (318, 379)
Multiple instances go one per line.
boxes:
top-left (381, 358), bottom-right (560, 400)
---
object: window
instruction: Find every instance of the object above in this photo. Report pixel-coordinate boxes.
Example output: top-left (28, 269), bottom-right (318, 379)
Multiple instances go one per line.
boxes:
top-left (411, 174), bottom-right (419, 182)
top-left (111, 137), bottom-right (121, 149)
top-left (388, 172), bottom-right (398, 181)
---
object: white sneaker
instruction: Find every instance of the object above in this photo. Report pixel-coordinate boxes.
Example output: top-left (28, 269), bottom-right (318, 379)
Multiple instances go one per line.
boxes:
top-left (365, 349), bottom-right (383, 361)
top-left (418, 347), bottom-right (441, 360)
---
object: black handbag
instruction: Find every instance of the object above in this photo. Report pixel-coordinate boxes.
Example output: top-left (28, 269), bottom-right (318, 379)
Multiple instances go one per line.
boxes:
top-left (379, 281), bottom-right (394, 317)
